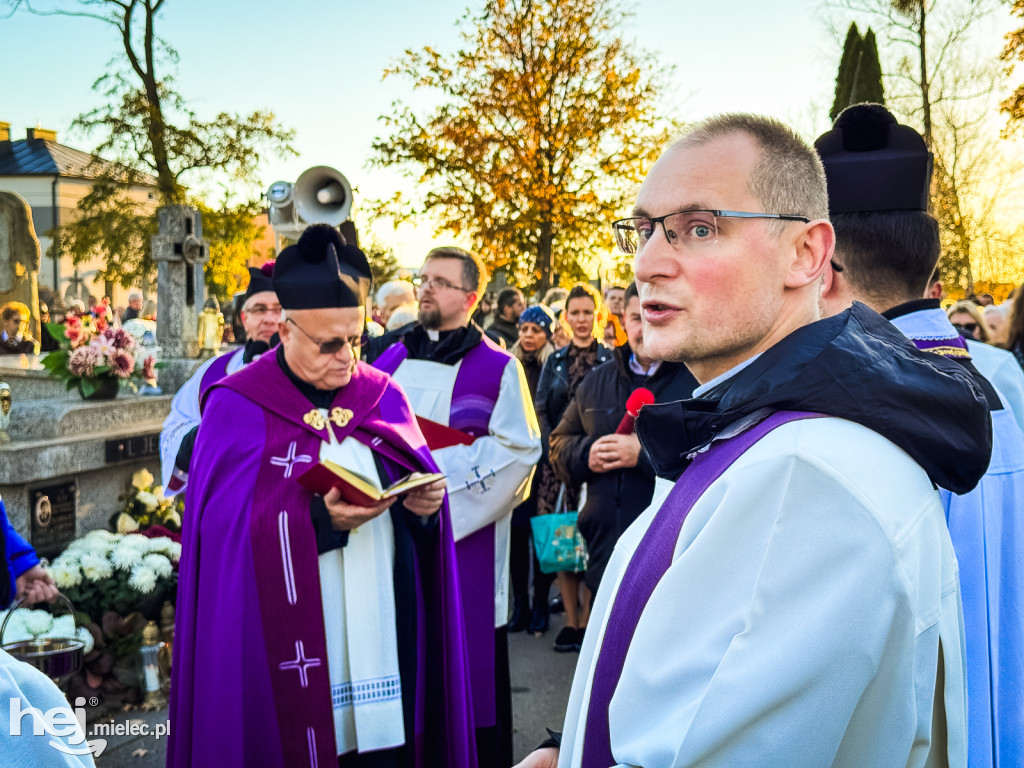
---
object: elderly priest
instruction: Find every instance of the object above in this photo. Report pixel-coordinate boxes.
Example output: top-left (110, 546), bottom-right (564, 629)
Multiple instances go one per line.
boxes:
top-left (168, 225), bottom-right (477, 768)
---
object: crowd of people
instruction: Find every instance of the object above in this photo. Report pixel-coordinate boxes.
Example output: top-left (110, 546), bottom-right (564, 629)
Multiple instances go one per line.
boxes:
top-left (162, 106), bottom-right (1022, 768)
top-left (4, 104), bottom-right (1023, 768)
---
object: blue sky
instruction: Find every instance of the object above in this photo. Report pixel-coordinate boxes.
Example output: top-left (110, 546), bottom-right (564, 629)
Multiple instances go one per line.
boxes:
top-left (0, 0), bottom-right (1016, 266)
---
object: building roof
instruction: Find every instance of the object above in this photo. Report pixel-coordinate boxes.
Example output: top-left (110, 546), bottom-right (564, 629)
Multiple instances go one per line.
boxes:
top-left (0, 138), bottom-right (157, 186)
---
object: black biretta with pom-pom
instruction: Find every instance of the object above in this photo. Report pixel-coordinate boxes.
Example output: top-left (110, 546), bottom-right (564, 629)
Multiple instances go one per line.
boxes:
top-left (243, 261), bottom-right (276, 300)
top-left (814, 103), bottom-right (932, 214)
top-left (272, 224), bottom-right (372, 310)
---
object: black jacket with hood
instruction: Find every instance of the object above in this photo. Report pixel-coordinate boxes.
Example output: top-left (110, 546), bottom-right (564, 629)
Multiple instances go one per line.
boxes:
top-left (636, 302), bottom-right (992, 496)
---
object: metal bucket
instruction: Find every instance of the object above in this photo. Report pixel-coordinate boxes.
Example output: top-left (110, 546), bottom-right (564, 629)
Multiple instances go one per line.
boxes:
top-left (1, 594), bottom-right (85, 689)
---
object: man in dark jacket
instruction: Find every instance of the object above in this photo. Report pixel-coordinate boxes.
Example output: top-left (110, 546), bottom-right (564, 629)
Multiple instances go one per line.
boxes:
top-left (549, 283), bottom-right (696, 594)
top-left (485, 287), bottom-right (525, 349)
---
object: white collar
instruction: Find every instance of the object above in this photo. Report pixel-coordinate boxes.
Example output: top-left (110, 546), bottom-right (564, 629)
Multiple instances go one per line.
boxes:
top-left (693, 354), bottom-right (762, 398)
top-left (887, 306), bottom-right (959, 341)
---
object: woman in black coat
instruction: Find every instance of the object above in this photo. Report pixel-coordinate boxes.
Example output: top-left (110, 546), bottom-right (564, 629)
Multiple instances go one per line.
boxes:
top-left (549, 284), bottom-right (697, 595)
top-left (533, 284), bottom-right (612, 651)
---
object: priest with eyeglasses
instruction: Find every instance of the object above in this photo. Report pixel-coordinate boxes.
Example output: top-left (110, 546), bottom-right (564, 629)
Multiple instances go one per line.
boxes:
top-left (169, 225), bottom-right (478, 768)
top-left (160, 260), bottom-right (281, 497)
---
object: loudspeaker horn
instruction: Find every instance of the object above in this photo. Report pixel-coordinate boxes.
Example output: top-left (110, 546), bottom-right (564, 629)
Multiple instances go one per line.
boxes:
top-left (294, 166), bottom-right (352, 228)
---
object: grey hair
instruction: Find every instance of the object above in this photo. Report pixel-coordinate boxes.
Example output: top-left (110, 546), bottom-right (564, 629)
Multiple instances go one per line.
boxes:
top-left (376, 280), bottom-right (416, 307)
top-left (671, 113), bottom-right (829, 229)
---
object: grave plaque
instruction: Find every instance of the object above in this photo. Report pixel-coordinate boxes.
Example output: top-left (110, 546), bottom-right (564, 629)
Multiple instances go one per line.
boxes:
top-left (105, 432), bottom-right (161, 464)
top-left (29, 481), bottom-right (77, 559)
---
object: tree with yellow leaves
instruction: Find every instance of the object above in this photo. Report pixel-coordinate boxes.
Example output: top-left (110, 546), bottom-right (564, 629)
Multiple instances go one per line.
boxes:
top-left (371, 0), bottom-right (672, 293)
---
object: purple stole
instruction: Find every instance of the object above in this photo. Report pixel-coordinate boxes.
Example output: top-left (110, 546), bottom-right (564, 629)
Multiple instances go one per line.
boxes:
top-left (179, 355), bottom-right (476, 768)
top-left (199, 347), bottom-right (243, 399)
top-left (581, 410), bottom-right (822, 768)
top-left (375, 336), bottom-right (509, 730)
top-left (909, 332), bottom-right (972, 360)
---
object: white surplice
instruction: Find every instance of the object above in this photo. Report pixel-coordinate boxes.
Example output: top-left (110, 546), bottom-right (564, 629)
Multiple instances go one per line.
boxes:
top-left (559, 416), bottom-right (967, 768)
top-left (388, 354), bottom-right (541, 627)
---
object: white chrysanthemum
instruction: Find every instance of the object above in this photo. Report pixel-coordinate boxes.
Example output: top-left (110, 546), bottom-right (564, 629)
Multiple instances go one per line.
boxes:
top-left (145, 537), bottom-right (179, 555)
top-left (141, 553), bottom-right (173, 578)
top-left (0, 609), bottom-right (25, 635)
top-left (50, 562), bottom-right (82, 588)
top-left (83, 531), bottom-right (118, 549)
top-left (79, 553), bottom-right (113, 582)
top-left (128, 566), bottom-right (158, 594)
top-left (1, 624), bottom-right (32, 644)
top-left (76, 626), bottom-right (94, 654)
top-left (48, 615), bottom-right (76, 639)
top-left (21, 610), bottom-right (54, 637)
top-left (135, 491), bottom-right (159, 513)
top-left (52, 551), bottom-right (80, 569)
top-left (110, 545), bottom-right (144, 571)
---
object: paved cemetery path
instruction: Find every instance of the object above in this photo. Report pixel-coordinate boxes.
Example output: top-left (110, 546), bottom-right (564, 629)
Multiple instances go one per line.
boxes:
top-left (91, 614), bottom-right (579, 766)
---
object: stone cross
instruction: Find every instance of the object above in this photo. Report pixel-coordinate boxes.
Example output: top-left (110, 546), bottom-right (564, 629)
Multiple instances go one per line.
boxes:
top-left (151, 206), bottom-right (209, 358)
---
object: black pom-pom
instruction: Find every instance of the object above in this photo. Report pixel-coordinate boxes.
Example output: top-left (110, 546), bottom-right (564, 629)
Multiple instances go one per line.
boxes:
top-left (834, 103), bottom-right (897, 152)
top-left (297, 224), bottom-right (346, 264)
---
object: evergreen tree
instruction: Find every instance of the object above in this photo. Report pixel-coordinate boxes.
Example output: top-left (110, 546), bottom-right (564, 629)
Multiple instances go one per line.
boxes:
top-left (849, 29), bottom-right (886, 106)
top-left (831, 23), bottom-right (862, 121)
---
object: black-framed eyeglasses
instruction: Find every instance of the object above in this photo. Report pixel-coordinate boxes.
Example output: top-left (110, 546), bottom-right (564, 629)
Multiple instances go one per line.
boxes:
top-left (417, 275), bottom-right (472, 293)
top-left (286, 318), bottom-right (362, 355)
top-left (612, 209), bottom-right (810, 254)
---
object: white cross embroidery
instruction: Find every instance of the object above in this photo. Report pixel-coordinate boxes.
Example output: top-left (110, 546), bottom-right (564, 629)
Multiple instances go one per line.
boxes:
top-left (270, 441), bottom-right (313, 478)
top-left (279, 640), bottom-right (322, 688)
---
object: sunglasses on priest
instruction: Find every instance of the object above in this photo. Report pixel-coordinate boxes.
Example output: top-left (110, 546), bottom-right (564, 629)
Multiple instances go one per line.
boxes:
top-left (286, 318), bottom-right (365, 355)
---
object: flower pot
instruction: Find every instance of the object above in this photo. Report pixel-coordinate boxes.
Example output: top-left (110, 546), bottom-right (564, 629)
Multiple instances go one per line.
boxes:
top-left (83, 377), bottom-right (120, 401)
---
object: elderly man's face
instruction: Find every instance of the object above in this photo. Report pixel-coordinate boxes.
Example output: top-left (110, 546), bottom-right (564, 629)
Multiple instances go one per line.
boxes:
top-left (279, 307), bottom-right (363, 391)
top-left (633, 133), bottom-right (799, 384)
top-left (241, 291), bottom-right (282, 344)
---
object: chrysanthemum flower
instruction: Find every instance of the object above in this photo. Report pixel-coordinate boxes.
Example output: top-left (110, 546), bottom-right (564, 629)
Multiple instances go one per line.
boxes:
top-left (110, 350), bottom-right (135, 378)
top-left (128, 566), bottom-right (158, 594)
top-left (67, 346), bottom-right (99, 377)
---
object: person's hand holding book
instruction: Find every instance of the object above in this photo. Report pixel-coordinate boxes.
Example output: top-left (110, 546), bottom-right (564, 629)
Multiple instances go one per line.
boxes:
top-left (323, 488), bottom-right (393, 531)
top-left (402, 478), bottom-right (447, 517)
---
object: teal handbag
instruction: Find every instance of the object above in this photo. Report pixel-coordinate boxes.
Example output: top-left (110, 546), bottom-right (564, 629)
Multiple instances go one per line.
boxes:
top-left (530, 485), bottom-right (587, 574)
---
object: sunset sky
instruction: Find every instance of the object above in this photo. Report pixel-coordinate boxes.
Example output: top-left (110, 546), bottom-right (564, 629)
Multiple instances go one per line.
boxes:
top-left (1, 0), bottom-right (1019, 272)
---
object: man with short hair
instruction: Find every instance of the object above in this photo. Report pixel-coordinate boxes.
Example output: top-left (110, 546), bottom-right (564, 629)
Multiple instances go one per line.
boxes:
top-left (519, 113), bottom-right (989, 768)
top-left (169, 225), bottom-right (475, 768)
top-left (367, 248), bottom-right (540, 768)
top-left (818, 103), bottom-right (1024, 768)
top-left (485, 287), bottom-right (526, 349)
top-left (160, 263), bottom-right (281, 496)
top-left (121, 292), bottom-right (143, 323)
top-left (603, 285), bottom-right (626, 322)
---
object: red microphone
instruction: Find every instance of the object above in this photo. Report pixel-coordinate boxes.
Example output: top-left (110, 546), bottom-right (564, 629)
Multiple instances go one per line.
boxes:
top-left (616, 388), bottom-right (655, 434)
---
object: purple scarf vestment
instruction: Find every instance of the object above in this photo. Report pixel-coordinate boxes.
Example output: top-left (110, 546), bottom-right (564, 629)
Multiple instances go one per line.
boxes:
top-left (168, 353), bottom-right (477, 768)
top-left (198, 347), bottom-right (243, 399)
top-left (374, 336), bottom-right (508, 729)
top-left (581, 411), bottom-right (821, 767)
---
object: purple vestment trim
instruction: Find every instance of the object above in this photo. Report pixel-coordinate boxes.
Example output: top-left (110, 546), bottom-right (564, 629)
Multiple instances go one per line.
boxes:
top-left (198, 347), bottom-right (242, 400)
top-left (580, 410), bottom-right (823, 768)
top-left (910, 334), bottom-right (972, 359)
top-left (169, 353), bottom-right (477, 768)
top-left (374, 335), bottom-right (511, 730)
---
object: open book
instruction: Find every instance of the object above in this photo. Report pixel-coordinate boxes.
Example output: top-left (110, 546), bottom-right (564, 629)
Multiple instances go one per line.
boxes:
top-left (297, 460), bottom-right (445, 507)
